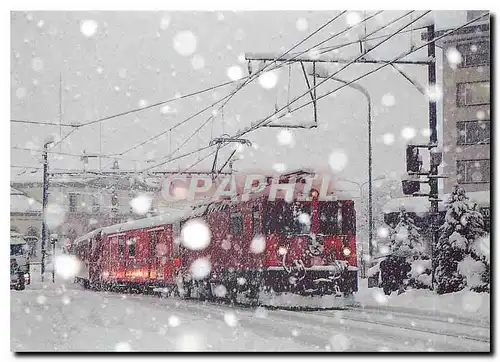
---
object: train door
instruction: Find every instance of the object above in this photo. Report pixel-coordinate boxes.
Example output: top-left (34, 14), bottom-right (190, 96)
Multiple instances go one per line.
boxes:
top-left (148, 229), bottom-right (160, 280)
top-left (229, 207), bottom-right (245, 269)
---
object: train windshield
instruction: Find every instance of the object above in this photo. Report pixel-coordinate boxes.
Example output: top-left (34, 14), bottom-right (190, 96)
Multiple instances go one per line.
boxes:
top-left (276, 202), bottom-right (311, 235)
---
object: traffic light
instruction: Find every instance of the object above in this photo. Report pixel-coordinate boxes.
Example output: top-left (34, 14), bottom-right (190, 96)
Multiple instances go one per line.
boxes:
top-left (406, 145), bottom-right (423, 173)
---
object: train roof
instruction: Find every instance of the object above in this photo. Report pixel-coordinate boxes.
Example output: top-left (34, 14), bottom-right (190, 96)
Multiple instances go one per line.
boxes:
top-left (73, 209), bottom-right (189, 245)
top-left (102, 210), bottom-right (187, 235)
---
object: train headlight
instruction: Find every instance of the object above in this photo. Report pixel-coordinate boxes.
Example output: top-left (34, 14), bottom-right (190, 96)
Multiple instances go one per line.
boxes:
top-left (342, 247), bottom-right (351, 257)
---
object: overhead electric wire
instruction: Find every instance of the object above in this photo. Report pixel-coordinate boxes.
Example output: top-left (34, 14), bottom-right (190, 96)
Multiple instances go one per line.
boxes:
top-left (150, 11), bottom-right (488, 182)
top-left (11, 119), bottom-right (80, 127)
top-left (144, 11), bottom-right (387, 166)
top-left (145, 10), bottom-right (418, 172)
top-left (103, 11), bottom-right (351, 166)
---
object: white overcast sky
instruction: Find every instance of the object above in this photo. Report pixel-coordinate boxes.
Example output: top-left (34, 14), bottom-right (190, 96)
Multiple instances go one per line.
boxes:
top-left (11, 10), bottom-right (469, 185)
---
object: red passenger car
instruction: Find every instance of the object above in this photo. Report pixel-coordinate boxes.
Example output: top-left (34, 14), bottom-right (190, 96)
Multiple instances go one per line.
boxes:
top-left (71, 170), bottom-right (358, 307)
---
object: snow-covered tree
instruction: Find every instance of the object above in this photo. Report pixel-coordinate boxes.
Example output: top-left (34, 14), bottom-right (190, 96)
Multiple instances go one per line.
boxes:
top-left (435, 184), bottom-right (487, 294)
top-left (389, 208), bottom-right (425, 258)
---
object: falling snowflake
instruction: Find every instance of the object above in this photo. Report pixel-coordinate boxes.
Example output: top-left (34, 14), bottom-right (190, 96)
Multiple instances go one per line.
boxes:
top-left (296, 18), bottom-right (308, 32)
top-left (298, 213), bottom-right (310, 225)
top-left (138, 99), bottom-right (148, 108)
top-left (168, 315), bottom-right (181, 327)
top-left (258, 70), bottom-right (278, 89)
top-left (62, 296), bottom-right (71, 305)
top-left (372, 289), bottom-right (389, 304)
top-left (401, 127), bottom-right (416, 140)
top-left (36, 295), bottom-right (47, 305)
top-left (191, 54), bottom-right (205, 70)
top-left (80, 20), bottom-right (98, 37)
top-left (377, 227), bottom-right (390, 238)
top-left (54, 255), bottom-right (81, 280)
top-left (213, 284), bottom-right (227, 297)
top-left (249, 236), bottom-right (266, 254)
top-left (181, 219), bottom-right (211, 250)
top-left (346, 12), bottom-right (361, 26)
top-left (291, 329), bottom-right (300, 337)
top-left (276, 129), bottom-right (294, 146)
top-left (44, 204), bottom-right (66, 229)
top-left (173, 31), bottom-right (198, 56)
top-left (426, 84), bottom-right (443, 102)
top-left (476, 110), bottom-right (486, 120)
top-left (96, 66), bottom-right (104, 74)
top-left (445, 47), bottom-right (463, 68)
top-left (382, 133), bottom-right (395, 145)
top-left (160, 15), bottom-right (171, 30)
top-left (227, 65), bottom-right (243, 81)
top-left (32, 58), bottom-right (44, 72)
top-left (217, 12), bottom-right (225, 21)
top-left (381, 93), bottom-right (396, 107)
top-left (114, 342), bottom-right (132, 352)
top-left (329, 334), bottom-right (351, 351)
top-left (190, 258), bottom-right (211, 280)
top-left (224, 311), bottom-right (238, 327)
top-left (129, 194), bottom-right (153, 215)
top-left (328, 150), bottom-right (348, 172)
top-left (421, 128), bottom-right (431, 137)
top-left (37, 20), bottom-right (44, 28)
top-left (221, 239), bottom-right (231, 250)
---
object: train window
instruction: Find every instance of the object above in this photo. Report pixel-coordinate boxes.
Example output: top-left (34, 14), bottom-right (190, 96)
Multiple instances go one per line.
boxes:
top-left (262, 202), bottom-right (275, 234)
top-left (127, 238), bottom-right (136, 257)
top-left (277, 202), bottom-right (311, 234)
top-left (230, 213), bottom-right (243, 236)
top-left (118, 237), bottom-right (125, 257)
top-left (252, 207), bottom-right (260, 235)
top-left (342, 202), bottom-right (356, 235)
top-left (319, 202), bottom-right (340, 235)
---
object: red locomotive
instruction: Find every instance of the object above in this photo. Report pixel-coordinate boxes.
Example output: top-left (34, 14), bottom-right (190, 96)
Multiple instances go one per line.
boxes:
top-left (71, 170), bottom-right (358, 307)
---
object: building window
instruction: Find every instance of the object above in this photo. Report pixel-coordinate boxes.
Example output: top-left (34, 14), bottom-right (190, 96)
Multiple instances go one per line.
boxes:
top-left (230, 213), bottom-right (243, 236)
top-left (457, 82), bottom-right (490, 106)
top-left (457, 120), bottom-right (490, 145)
top-left (127, 238), bottom-right (136, 257)
top-left (456, 41), bottom-right (490, 68)
top-left (69, 193), bottom-right (78, 212)
top-left (118, 237), bottom-right (125, 257)
top-left (252, 207), bottom-right (260, 235)
top-left (457, 159), bottom-right (490, 184)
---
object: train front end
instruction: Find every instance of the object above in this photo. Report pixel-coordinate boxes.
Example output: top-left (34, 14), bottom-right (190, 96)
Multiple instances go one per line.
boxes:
top-left (258, 195), bottom-right (358, 308)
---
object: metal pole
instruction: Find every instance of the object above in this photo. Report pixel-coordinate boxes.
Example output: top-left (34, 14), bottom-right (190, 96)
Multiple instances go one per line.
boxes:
top-left (41, 143), bottom-right (49, 282)
top-left (427, 25), bottom-right (439, 290)
top-left (52, 238), bottom-right (55, 283)
top-left (367, 92), bottom-right (373, 264)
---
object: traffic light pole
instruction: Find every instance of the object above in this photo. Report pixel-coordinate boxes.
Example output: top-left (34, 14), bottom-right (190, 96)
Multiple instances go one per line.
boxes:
top-left (427, 25), bottom-right (439, 290)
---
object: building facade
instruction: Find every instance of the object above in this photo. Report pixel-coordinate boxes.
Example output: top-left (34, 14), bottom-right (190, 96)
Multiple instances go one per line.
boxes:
top-left (439, 14), bottom-right (490, 196)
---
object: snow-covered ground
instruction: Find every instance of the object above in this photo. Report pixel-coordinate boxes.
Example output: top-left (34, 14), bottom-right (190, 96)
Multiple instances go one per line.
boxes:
top-left (354, 278), bottom-right (490, 325)
top-left (10, 266), bottom-right (490, 352)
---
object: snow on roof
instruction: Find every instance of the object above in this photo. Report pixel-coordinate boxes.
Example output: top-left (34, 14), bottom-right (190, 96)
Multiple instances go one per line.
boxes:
top-left (10, 188), bottom-right (42, 213)
top-left (102, 209), bottom-right (188, 235)
top-left (383, 190), bottom-right (490, 214)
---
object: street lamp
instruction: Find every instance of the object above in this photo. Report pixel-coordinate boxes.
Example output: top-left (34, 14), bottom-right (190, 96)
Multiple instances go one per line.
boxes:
top-left (309, 67), bottom-right (374, 263)
top-left (335, 175), bottom-right (386, 277)
top-left (41, 139), bottom-right (54, 282)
